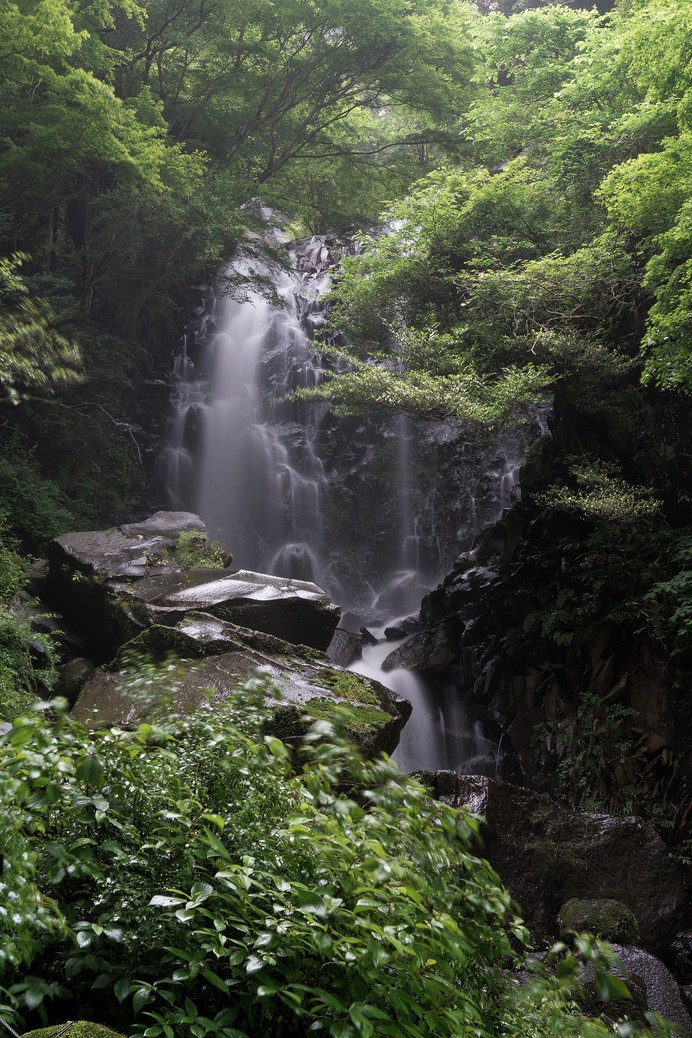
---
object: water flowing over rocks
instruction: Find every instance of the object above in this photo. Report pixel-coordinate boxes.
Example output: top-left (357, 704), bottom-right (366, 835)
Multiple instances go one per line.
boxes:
top-left (45, 511), bottom-right (408, 750)
top-left (418, 772), bottom-right (690, 959)
top-left (160, 231), bottom-right (544, 620)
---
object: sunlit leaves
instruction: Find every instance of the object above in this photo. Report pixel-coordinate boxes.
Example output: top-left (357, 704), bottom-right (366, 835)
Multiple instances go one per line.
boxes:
top-left (538, 457), bottom-right (659, 522)
top-left (295, 352), bottom-right (554, 425)
top-left (0, 256), bottom-right (82, 404)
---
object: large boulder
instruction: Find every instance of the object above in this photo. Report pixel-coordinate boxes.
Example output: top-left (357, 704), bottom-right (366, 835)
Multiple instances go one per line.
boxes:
top-left (594, 946), bottom-right (691, 1035)
top-left (49, 511), bottom-right (207, 582)
top-left (46, 513), bottom-right (339, 657)
top-left (110, 568), bottom-right (339, 651)
top-left (73, 613), bottom-right (410, 756)
top-left (418, 772), bottom-right (690, 958)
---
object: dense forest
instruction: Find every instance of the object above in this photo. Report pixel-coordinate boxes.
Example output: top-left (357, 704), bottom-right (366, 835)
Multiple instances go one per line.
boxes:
top-left (1, 0), bottom-right (691, 1035)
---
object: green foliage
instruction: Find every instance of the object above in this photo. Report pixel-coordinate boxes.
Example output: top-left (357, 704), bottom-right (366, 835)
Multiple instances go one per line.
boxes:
top-left (556, 691), bottom-right (639, 812)
top-left (171, 530), bottom-right (232, 570)
top-left (0, 677), bottom-right (665, 1038)
top-left (648, 531), bottom-right (692, 658)
top-left (538, 458), bottom-right (659, 522)
top-left (313, 0), bottom-right (692, 412)
top-left (0, 523), bottom-right (25, 605)
top-left (0, 256), bottom-right (82, 404)
top-left (0, 436), bottom-right (76, 543)
top-left (0, 520), bottom-right (60, 724)
top-left (296, 346), bottom-right (554, 425)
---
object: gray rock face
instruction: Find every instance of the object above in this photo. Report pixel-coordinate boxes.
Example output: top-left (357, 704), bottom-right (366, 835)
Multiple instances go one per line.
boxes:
top-left (326, 628), bottom-right (362, 668)
top-left (381, 630), bottom-right (455, 672)
top-left (55, 658), bottom-right (96, 705)
top-left (47, 513), bottom-right (340, 656)
top-left (418, 772), bottom-right (690, 958)
top-left (53, 511), bottom-right (206, 580)
top-left (610, 945), bottom-right (692, 1035)
top-left (112, 568), bottom-right (339, 651)
top-left (74, 614), bottom-right (410, 756)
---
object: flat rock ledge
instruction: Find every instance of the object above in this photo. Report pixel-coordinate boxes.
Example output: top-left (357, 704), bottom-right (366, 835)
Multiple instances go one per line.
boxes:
top-left (47, 512), bottom-right (340, 657)
top-left (73, 613), bottom-right (411, 756)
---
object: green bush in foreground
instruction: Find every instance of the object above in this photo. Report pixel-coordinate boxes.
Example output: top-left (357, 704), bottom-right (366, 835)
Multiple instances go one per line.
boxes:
top-left (0, 679), bottom-right (676, 1038)
top-left (0, 521), bottom-right (59, 723)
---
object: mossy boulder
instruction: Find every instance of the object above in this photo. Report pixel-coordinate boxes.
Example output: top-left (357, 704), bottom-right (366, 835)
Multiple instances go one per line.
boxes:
top-left (73, 613), bottom-right (410, 756)
top-left (47, 512), bottom-right (339, 658)
top-left (417, 772), bottom-right (689, 957)
top-left (558, 897), bottom-right (640, 944)
top-left (22, 1024), bottom-right (126, 1038)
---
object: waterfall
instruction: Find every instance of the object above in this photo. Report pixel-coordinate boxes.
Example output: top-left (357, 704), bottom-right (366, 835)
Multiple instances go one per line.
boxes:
top-left (164, 252), bottom-right (329, 581)
top-left (162, 233), bottom-right (549, 774)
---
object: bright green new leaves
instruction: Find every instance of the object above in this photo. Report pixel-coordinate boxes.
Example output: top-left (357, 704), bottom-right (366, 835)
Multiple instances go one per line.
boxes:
top-left (315, 0), bottom-right (692, 411)
top-left (295, 348), bottom-right (553, 426)
top-left (538, 457), bottom-right (659, 523)
top-left (0, 0), bottom-right (81, 77)
top-left (0, 256), bottom-right (82, 404)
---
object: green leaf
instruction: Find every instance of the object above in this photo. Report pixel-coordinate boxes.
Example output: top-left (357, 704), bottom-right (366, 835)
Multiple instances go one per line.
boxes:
top-left (595, 970), bottom-right (631, 1001)
top-left (76, 754), bottom-right (106, 788)
top-left (114, 977), bottom-right (131, 1003)
top-left (133, 987), bottom-right (151, 1014)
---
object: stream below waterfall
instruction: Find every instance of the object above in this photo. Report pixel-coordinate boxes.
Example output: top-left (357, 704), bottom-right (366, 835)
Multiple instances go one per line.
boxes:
top-left (349, 630), bottom-right (503, 775)
top-left (161, 231), bottom-right (547, 773)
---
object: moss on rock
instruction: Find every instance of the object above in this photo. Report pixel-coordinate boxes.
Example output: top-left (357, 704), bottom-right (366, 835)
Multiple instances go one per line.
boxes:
top-left (22, 1023), bottom-right (126, 1038)
top-left (558, 897), bottom-right (640, 944)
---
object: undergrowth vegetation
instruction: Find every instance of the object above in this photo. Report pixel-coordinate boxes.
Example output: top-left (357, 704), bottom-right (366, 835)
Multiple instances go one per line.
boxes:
top-left (0, 523), bottom-right (58, 723)
top-left (0, 677), bottom-right (675, 1038)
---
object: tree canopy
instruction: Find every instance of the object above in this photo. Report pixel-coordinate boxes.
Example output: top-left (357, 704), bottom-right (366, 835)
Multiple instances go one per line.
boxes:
top-left (302, 0), bottom-right (692, 416)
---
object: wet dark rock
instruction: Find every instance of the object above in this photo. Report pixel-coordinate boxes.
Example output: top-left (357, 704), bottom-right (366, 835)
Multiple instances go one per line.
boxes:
top-left (112, 568), bottom-right (339, 651)
top-left (416, 491), bottom-right (688, 811)
top-left (55, 658), bottom-right (96, 706)
top-left (672, 930), bottom-right (692, 983)
top-left (73, 614), bottom-right (410, 756)
top-left (384, 625), bottom-right (406, 640)
top-left (49, 511), bottom-right (206, 582)
top-left (608, 946), bottom-right (692, 1034)
top-left (46, 513), bottom-right (339, 657)
top-left (558, 898), bottom-right (640, 944)
top-left (417, 773), bottom-right (689, 957)
top-left (360, 627), bottom-right (378, 646)
top-left (381, 630), bottom-right (455, 673)
top-left (46, 511), bottom-right (207, 658)
top-left (23, 558), bottom-right (48, 598)
top-left (336, 611), bottom-right (363, 633)
top-left (326, 627), bottom-right (362, 667)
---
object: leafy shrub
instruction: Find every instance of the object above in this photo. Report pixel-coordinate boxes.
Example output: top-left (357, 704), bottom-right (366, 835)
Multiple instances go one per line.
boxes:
top-left (538, 457), bottom-right (659, 522)
top-left (0, 677), bottom-right (668, 1038)
top-left (0, 437), bottom-right (75, 544)
top-left (0, 521), bottom-right (59, 722)
top-left (0, 682), bottom-right (518, 1035)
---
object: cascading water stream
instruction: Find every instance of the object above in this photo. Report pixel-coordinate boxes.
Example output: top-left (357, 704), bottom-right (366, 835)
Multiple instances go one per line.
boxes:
top-left (164, 253), bottom-right (329, 580)
top-left (162, 233), bottom-right (549, 774)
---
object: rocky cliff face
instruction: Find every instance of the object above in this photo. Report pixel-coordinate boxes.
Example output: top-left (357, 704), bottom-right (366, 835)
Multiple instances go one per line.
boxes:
top-left (156, 233), bottom-right (546, 619)
top-left (410, 389), bottom-right (692, 856)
